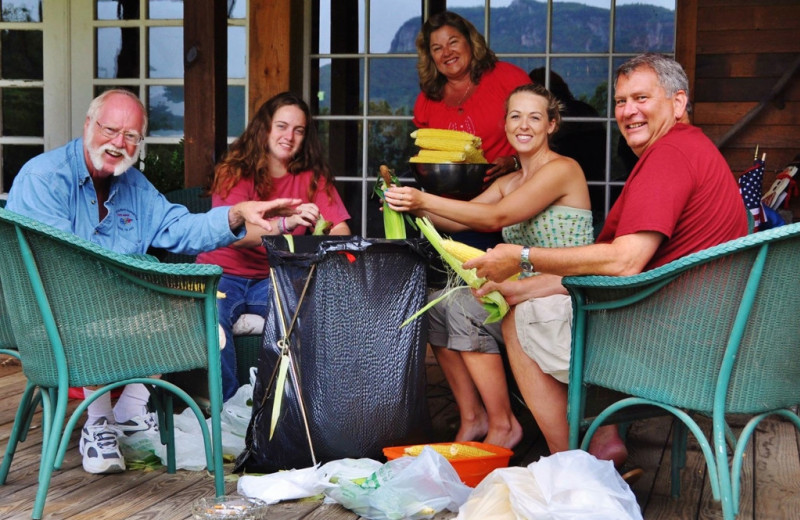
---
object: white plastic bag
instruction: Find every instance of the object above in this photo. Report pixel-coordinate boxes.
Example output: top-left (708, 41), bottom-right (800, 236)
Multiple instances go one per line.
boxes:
top-left (324, 446), bottom-right (472, 520)
top-left (118, 383), bottom-right (254, 471)
top-left (458, 450), bottom-right (642, 520)
top-left (237, 458), bottom-right (384, 505)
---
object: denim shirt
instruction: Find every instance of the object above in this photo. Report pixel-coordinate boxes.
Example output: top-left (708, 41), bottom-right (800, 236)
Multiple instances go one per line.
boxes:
top-left (6, 138), bottom-right (242, 255)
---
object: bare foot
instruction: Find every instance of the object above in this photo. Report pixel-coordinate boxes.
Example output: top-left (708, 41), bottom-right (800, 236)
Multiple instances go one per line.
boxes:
top-left (483, 416), bottom-right (524, 450)
top-left (455, 414), bottom-right (489, 443)
top-left (588, 424), bottom-right (628, 467)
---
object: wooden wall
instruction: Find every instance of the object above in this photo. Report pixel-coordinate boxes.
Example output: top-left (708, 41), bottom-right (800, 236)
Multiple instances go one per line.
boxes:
top-left (682, 0), bottom-right (800, 220)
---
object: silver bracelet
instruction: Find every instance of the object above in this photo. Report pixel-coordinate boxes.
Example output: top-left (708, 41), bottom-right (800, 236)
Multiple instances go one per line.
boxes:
top-left (278, 216), bottom-right (287, 234)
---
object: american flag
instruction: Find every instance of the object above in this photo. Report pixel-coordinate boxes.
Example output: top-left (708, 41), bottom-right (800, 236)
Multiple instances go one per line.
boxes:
top-left (738, 157), bottom-right (766, 231)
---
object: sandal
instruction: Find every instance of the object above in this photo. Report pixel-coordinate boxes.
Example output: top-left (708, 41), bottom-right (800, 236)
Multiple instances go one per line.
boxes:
top-left (619, 465), bottom-right (644, 486)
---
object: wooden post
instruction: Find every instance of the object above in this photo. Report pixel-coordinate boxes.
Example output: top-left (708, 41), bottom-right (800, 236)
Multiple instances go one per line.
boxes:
top-left (183, 0), bottom-right (227, 188)
top-left (248, 0), bottom-right (293, 117)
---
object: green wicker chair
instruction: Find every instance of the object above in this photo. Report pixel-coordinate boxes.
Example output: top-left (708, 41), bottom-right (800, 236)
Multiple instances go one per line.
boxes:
top-left (0, 262), bottom-right (42, 486)
top-left (0, 207), bottom-right (225, 519)
top-left (563, 222), bottom-right (800, 520)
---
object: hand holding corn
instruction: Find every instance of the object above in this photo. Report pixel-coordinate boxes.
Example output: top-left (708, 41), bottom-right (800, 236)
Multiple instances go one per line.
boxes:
top-left (463, 242), bottom-right (526, 282)
top-left (383, 186), bottom-right (425, 213)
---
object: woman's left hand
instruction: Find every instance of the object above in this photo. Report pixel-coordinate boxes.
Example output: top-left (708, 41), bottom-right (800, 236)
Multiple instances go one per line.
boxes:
top-left (484, 155), bottom-right (519, 184)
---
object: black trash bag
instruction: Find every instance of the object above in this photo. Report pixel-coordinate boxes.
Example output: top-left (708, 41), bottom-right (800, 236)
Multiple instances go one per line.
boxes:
top-left (234, 236), bottom-right (432, 473)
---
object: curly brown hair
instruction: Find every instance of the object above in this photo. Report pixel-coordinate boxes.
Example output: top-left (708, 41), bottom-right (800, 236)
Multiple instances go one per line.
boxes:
top-left (415, 11), bottom-right (498, 101)
top-left (210, 92), bottom-right (335, 202)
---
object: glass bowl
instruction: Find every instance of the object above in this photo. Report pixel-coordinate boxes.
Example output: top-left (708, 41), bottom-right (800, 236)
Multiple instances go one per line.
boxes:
top-left (191, 495), bottom-right (269, 520)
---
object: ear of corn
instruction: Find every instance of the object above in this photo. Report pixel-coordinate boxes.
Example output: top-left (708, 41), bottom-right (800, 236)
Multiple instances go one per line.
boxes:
top-left (402, 443), bottom-right (495, 460)
top-left (411, 128), bottom-right (483, 147)
top-left (441, 239), bottom-right (486, 263)
top-left (376, 164), bottom-right (406, 239)
top-left (413, 217), bottom-right (509, 324)
top-left (312, 216), bottom-right (332, 235)
top-left (410, 128), bottom-right (488, 165)
top-left (410, 150), bottom-right (468, 163)
top-left (414, 136), bottom-right (473, 152)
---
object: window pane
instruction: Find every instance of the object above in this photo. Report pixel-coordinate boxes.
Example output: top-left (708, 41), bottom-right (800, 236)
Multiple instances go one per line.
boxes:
top-left (552, 0), bottom-right (610, 53)
top-left (97, 0), bottom-right (139, 21)
top-left (149, 27), bottom-right (183, 78)
top-left (318, 118), bottom-right (362, 178)
top-left (612, 125), bottom-right (637, 181)
top-left (504, 57), bottom-right (544, 81)
top-left (549, 57), bottom-right (609, 116)
top-left (447, 1), bottom-right (485, 39)
top-left (228, 25), bottom-right (245, 78)
top-left (148, 85), bottom-right (184, 136)
top-left (148, 0), bottom-right (182, 20)
top-left (1, 0), bottom-right (41, 22)
top-left (369, 0), bottom-right (419, 54)
top-left (615, 0), bottom-right (675, 53)
top-left (367, 119), bottom-right (418, 181)
top-left (2, 87), bottom-right (42, 136)
top-left (1, 29), bottom-right (42, 79)
top-left (490, 2), bottom-right (547, 53)
top-left (228, 0), bottom-right (246, 20)
top-left (3, 144), bottom-right (42, 193)
top-left (140, 143), bottom-right (184, 193)
top-left (96, 27), bottom-right (140, 79)
top-left (228, 85), bottom-right (245, 137)
top-left (315, 0), bottom-right (363, 54)
top-left (368, 58), bottom-right (417, 116)
top-left (312, 58), bottom-right (363, 116)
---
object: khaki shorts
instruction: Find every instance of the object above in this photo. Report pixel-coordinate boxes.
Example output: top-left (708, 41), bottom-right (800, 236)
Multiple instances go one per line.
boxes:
top-left (515, 294), bottom-right (573, 384)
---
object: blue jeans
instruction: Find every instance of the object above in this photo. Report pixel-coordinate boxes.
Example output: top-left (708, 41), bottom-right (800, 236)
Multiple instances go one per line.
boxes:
top-left (217, 274), bottom-right (271, 401)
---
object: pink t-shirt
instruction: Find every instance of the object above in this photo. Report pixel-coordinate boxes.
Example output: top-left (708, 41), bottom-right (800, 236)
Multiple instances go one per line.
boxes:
top-left (597, 124), bottom-right (748, 270)
top-left (196, 171), bottom-right (350, 278)
top-left (412, 61), bottom-right (531, 162)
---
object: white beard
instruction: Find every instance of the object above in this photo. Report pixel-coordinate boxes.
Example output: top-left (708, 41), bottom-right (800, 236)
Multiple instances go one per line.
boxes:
top-left (88, 143), bottom-right (139, 176)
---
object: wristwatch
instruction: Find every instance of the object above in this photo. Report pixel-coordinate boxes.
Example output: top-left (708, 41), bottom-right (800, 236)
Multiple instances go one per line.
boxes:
top-left (520, 246), bottom-right (534, 274)
top-left (512, 155), bottom-right (521, 171)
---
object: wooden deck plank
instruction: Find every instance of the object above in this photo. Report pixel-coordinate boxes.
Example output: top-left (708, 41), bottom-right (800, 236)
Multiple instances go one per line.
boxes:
top-left (3, 362), bottom-right (800, 519)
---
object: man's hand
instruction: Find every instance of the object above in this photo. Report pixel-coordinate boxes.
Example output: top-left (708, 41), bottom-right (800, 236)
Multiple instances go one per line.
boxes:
top-left (463, 243), bottom-right (523, 282)
top-left (475, 274), bottom-right (567, 305)
top-left (484, 155), bottom-right (518, 184)
top-left (228, 198), bottom-right (301, 233)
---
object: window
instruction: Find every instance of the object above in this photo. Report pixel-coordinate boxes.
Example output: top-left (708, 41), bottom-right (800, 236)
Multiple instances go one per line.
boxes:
top-left (89, 0), bottom-right (248, 190)
top-left (307, 0), bottom-right (676, 237)
top-left (0, 0), bottom-right (44, 195)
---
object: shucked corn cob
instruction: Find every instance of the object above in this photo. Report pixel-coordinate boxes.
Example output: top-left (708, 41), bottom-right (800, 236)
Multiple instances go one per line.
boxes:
top-left (403, 443), bottom-right (495, 460)
top-left (441, 239), bottom-right (486, 263)
top-left (410, 128), bottom-right (487, 164)
top-left (411, 128), bottom-right (482, 147)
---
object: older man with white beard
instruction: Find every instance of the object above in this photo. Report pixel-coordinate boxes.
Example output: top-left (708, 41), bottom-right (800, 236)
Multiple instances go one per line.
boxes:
top-left (6, 89), bottom-right (302, 475)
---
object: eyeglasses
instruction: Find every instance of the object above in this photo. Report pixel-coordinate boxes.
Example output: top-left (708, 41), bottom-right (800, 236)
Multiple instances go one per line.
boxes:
top-left (95, 121), bottom-right (143, 145)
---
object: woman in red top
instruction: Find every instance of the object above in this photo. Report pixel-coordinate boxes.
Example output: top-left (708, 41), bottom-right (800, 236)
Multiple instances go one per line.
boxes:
top-left (197, 92), bottom-right (350, 400)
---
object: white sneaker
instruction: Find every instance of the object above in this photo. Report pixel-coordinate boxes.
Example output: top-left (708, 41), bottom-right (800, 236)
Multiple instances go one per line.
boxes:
top-left (116, 412), bottom-right (159, 437)
top-left (79, 418), bottom-right (125, 474)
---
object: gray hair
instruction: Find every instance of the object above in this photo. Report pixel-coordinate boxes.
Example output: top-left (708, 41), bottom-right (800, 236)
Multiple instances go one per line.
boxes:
top-left (615, 53), bottom-right (689, 100)
top-left (86, 89), bottom-right (149, 136)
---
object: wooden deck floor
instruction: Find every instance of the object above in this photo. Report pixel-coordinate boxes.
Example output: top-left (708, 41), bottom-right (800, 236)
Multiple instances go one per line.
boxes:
top-left (1, 355), bottom-right (799, 519)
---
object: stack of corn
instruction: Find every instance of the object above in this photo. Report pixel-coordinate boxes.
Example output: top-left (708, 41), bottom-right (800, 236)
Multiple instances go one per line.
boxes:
top-left (403, 443), bottom-right (495, 460)
top-left (409, 128), bottom-right (487, 164)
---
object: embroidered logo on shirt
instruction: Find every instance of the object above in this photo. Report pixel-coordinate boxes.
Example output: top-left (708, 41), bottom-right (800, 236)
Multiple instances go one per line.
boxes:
top-left (116, 209), bottom-right (137, 232)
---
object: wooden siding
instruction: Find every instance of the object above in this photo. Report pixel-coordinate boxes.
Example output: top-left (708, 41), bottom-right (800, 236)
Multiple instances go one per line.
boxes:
top-left (688, 0), bottom-right (800, 220)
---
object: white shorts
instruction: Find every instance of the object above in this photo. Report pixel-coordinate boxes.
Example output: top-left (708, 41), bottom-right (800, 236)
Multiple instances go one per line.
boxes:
top-left (515, 294), bottom-right (573, 384)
